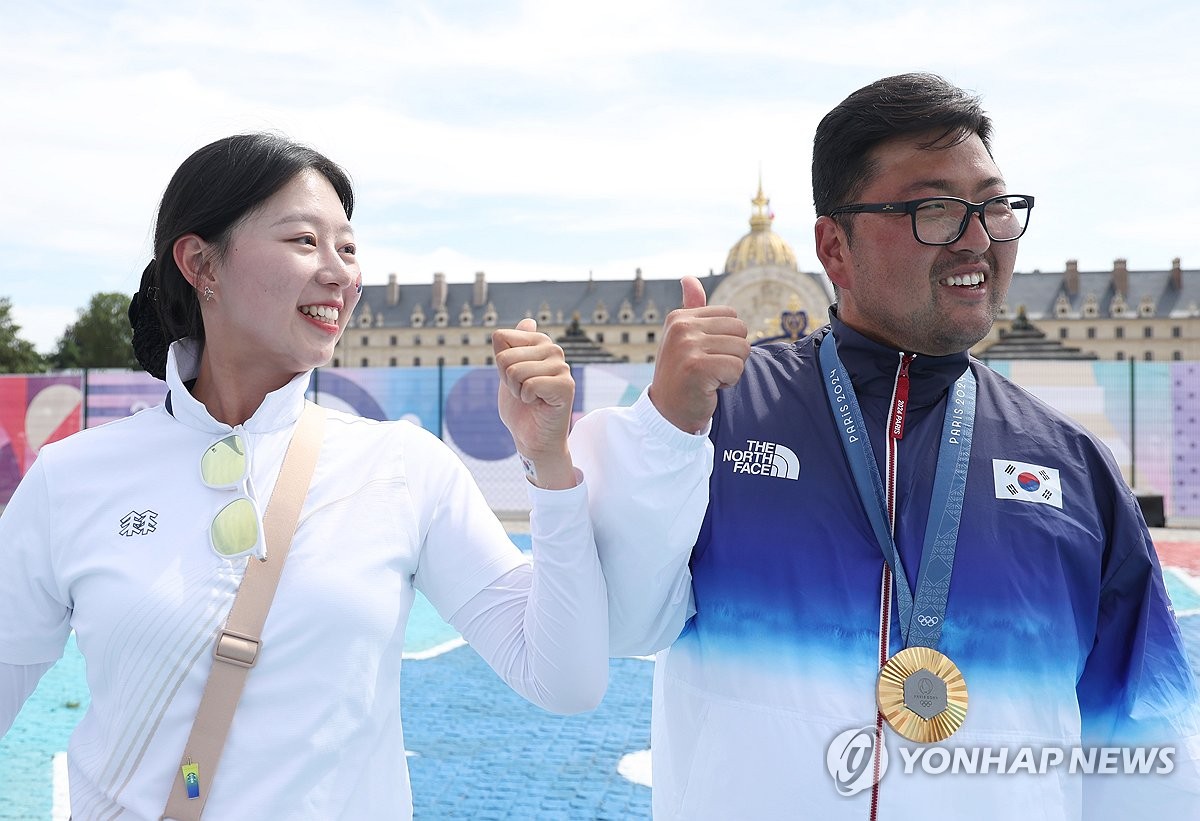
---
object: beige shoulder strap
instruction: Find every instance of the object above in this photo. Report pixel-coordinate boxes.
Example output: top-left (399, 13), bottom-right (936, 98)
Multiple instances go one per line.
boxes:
top-left (162, 401), bottom-right (324, 820)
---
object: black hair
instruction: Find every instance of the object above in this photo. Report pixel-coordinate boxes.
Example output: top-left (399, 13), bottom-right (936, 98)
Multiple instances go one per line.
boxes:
top-left (128, 133), bottom-right (354, 379)
top-left (812, 73), bottom-right (992, 221)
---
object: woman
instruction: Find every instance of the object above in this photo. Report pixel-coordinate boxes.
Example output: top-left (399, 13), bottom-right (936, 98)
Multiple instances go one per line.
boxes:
top-left (0, 133), bottom-right (608, 819)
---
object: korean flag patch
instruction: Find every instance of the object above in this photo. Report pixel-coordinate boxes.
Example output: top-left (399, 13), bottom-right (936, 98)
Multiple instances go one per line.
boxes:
top-left (992, 459), bottom-right (1063, 509)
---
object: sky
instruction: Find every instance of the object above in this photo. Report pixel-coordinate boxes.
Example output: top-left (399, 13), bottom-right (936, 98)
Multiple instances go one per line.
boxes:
top-left (2, 0), bottom-right (1198, 353)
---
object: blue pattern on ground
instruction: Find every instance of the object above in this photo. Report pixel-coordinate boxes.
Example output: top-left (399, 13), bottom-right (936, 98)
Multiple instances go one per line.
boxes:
top-left (404, 652), bottom-right (652, 819)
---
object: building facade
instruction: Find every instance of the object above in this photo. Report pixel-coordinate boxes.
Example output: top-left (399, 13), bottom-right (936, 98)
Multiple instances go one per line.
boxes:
top-left (334, 186), bottom-right (1200, 367)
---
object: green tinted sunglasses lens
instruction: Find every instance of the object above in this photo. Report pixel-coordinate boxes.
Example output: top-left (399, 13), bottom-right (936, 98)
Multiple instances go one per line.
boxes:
top-left (211, 497), bottom-right (260, 556)
top-left (201, 435), bottom-right (247, 487)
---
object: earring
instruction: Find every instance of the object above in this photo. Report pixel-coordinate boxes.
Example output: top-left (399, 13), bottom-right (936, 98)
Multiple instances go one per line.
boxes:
top-left (203, 287), bottom-right (214, 303)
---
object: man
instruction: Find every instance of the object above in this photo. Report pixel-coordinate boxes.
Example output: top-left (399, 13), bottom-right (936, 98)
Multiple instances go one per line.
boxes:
top-left (570, 73), bottom-right (1199, 819)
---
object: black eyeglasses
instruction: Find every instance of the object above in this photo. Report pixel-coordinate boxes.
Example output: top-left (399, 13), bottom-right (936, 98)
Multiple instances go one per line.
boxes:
top-left (828, 194), bottom-right (1035, 246)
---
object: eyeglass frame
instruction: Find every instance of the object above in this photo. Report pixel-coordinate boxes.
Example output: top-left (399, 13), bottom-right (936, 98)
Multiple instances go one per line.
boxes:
top-left (826, 194), bottom-right (1035, 247)
top-left (200, 433), bottom-right (267, 561)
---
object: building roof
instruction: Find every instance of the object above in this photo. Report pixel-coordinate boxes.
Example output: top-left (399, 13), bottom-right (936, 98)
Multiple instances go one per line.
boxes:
top-left (1004, 260), bottom-right (1198, 320)
top-left (358, 272), bottom-right (733, 330)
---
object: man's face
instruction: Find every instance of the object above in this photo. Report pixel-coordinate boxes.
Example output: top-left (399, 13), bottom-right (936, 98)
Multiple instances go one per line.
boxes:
top-left (815, 131), bottom-right (1019, 356)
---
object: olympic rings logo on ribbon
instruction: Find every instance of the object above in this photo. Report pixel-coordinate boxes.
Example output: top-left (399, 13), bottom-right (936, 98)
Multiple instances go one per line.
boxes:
top-left (915, 614), bottom-right (941, 627)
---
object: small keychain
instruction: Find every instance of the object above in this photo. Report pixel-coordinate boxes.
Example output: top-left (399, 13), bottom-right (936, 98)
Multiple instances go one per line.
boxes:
top-left (181, 762), bottom-right (201, 800)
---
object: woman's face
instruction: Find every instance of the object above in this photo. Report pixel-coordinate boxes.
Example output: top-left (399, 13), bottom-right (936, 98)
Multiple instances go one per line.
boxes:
top-left (200, 169), bottom-right (361, 383)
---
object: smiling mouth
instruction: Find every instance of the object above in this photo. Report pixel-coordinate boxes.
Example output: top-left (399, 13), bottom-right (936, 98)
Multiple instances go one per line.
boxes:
top-left (300, 305), bottom-right (340, 322)
top-left (938, 272), bottom-right (986, 288)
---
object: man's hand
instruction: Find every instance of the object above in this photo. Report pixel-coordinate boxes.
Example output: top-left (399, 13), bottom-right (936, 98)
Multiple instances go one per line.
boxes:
top-left (493, 318), bottom-right (577, 489)
top-left (649, 276), bottom-right (749, 433)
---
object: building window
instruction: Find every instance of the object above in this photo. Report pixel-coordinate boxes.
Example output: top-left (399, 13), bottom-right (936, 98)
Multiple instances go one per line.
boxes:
top-left (361, 335), bottom-right (369, 346)
top-left (646, 354), bottom-right (655, 363)
top-left (437, 335), bottom-right (445, 346)
top-left (621, 332), bottom-right (630, 344)
top-left (596, 332), bottom-right (604, 343)
top-left (360, 358), bottom-right (369, 367)
top-left (390, 335), bottom-right (397, 346)
top-left (1143, 326), bottom-right (1153, 338)
top-left (388, 357), bottom-right (397, 367)
top-left (1058, 328), bottom-right (1068, 340)
top-left (1173, 326), bottom-right (1182, 338)
top-left (461, 356), bottom-right (470, 365)
top-left (486, 356), bottom-right (494, 365)
top-left (1086, 327), bottom-right (1096, 339)
top-left (1115, 351), bottom-right (1125, 360)
top-left (647, 331), bottom-right (656, 343)
top-left (1114, 326), bottom-right (1124, 339)
top-left (1173, 351), bottom-right (1182, 361)
top-left (413, 356), bottom-right (421, 366)
top-left (413, 334), bottom-right (421, 346)
top-left (332, 358), bottom-right (340, 367)
top-left (461, 334), bottom-right (470, 345)
top-left (1144, 351), bottom-right (1153, 361)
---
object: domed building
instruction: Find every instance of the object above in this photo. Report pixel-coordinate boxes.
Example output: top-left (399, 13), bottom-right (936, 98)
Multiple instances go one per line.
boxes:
top-left (710, 179), bottom-right (834, 344)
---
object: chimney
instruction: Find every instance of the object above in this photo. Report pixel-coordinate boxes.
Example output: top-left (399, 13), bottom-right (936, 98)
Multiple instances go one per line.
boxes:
top-left (1111, 258), bottom-right (1128, 297)
top-left (432, 272), bottom-right (447, 311)
top-left (1064, 259), bottom-right (1079, 296)
top-left (1171, 257), bottom-right (1182, 290)
top-left (473, 271), bottom-right (488, 307)
top-left (387, 272), bottom-right (400, 306)
top-left (634, 267), bottom-right (645, 301)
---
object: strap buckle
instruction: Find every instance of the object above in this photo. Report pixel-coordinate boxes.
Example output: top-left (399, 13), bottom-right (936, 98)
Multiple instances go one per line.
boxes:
top-left (214, 629), bottom-right (260, 668)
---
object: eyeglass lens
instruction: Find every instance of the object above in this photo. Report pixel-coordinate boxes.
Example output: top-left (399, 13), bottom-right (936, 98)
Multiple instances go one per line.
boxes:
top-left (915, 196), bottom-right (1030, 244)
top-left (211, 497), bottom-right (260, 556)
top-left (201, 435), bottom-right (248, 487)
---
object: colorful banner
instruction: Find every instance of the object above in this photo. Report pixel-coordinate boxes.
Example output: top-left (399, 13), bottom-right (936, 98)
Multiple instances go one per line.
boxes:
top-left (0, 374), bottom-right (85, 505)
top-left (0, 362), bottom-right (1192, 518)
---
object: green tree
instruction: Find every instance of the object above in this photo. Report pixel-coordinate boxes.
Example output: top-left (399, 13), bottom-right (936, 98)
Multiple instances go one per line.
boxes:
top-left (0, 297), bottom-right (47, 373)
top-left (52, 292), bottom-right (137, 369)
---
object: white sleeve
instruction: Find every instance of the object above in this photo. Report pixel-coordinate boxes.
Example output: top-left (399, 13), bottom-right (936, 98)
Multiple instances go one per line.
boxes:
top-left (0, 457), bottom-right (73, 665)
top-left (1, 659), bottom-right (55, 737)
top-left (448, 478), bottom-right (608, 715)
top-left (569, 388), bottom-right (713, 657)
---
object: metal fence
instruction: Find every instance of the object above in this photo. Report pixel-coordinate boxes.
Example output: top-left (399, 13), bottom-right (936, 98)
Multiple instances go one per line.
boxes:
top-left (1, 359), bottom-right (1194, 522)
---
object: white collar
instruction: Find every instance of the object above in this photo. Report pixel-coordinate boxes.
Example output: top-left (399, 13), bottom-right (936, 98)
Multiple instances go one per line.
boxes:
top-left (164, 338), bottom-right (312, 434)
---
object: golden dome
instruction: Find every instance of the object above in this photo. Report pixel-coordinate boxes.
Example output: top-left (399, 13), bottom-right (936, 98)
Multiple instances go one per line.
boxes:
top-left (724, 178), bottom-right (798, 274)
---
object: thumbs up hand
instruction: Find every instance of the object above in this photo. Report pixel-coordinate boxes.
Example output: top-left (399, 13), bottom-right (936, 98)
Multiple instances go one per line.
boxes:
top-left (649, 276), bottom-right (750, 434)
top-left (493, 318), bottom-right (577, 489)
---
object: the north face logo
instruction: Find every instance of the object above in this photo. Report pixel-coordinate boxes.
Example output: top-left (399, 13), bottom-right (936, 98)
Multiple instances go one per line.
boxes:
top-left (723, 439), bottom-right (800, 479)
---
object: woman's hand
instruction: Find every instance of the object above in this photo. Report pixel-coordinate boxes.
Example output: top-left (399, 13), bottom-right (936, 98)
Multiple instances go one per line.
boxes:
top-left (492, 319), bottom-right (577, 489)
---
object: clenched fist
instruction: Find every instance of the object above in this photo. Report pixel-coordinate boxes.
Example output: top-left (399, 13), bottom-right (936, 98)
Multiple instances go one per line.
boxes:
top-left (492, 318), bottom-right (578, 489)
top-left (649, 276), bottom-right (750, 433)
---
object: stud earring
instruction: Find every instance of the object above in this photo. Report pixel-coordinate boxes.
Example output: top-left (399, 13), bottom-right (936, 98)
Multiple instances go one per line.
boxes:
top-left (203, 287), bottom-right (214, 302)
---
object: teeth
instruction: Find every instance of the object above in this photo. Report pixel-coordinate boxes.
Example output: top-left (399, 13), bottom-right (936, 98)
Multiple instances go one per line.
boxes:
top-left (300, 305), bottom-right (339, 322)
top-left (941, 273), bottom-right (985, 287)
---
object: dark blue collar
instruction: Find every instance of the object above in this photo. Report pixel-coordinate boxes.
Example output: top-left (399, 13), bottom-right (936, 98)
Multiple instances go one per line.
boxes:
top-left (827, 307), bottom-right (969, 407)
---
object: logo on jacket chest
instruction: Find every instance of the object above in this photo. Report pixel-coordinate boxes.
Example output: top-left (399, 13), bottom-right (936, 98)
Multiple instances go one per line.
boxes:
top-left (119, 510), bottom-right (159, 536)
top-left (722, 438), bottom-right (800, 479)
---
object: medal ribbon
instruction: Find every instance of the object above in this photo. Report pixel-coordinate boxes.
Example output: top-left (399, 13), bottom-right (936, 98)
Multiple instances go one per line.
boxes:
top-left (819, 332), bottom-right (975, 649)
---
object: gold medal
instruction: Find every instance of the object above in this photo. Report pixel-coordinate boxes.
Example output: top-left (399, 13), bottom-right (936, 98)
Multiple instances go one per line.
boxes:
top-left (876, 646), bottom-right (968, 743)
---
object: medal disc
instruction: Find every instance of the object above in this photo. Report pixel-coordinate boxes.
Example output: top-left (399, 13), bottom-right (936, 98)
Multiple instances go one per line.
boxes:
top-left (876, 646), bottom-right (968, 743)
